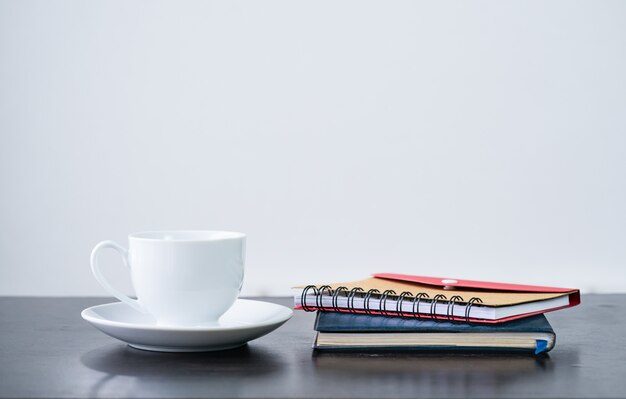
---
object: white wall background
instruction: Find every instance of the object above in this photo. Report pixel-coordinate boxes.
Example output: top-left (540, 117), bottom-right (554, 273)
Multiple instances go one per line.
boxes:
top-left (1, 0), bottom-right (625, 296)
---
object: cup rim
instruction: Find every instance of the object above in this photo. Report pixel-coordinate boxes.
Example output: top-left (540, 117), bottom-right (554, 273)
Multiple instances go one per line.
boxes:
top-left (128, 230), bottom-right (246, 242)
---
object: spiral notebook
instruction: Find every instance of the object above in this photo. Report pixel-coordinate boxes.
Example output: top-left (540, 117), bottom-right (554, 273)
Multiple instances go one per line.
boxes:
top-left (294, 273), bottom-right (580, 323)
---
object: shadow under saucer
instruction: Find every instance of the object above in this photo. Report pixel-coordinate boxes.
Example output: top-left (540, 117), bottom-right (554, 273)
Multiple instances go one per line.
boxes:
top-left (80, 343), bottom-right (285, 397)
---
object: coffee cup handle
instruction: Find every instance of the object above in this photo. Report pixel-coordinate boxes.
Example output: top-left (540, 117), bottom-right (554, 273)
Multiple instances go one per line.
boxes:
top-left (90, 240), bottom-right (147, 313)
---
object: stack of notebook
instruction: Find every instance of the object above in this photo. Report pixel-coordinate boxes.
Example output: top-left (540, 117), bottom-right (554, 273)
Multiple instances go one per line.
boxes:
top-left (293, 273), bottom-right (580, 354)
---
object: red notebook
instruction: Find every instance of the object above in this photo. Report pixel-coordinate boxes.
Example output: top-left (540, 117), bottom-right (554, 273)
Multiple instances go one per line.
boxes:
top-left (293, 273), bottom-right (580, 323)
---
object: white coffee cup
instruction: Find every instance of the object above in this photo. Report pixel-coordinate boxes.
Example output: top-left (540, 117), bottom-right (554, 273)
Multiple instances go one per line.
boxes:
top-left (90, 230), bottom-right (246, 326)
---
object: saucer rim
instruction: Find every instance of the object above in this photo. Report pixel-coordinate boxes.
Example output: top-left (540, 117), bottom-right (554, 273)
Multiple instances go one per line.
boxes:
top-left (81, 298), bottom-right (293, 332)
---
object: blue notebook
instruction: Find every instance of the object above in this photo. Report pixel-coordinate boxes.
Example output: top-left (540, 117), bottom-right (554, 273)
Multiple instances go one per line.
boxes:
top-left (314, 312), bottom-right (555, 354)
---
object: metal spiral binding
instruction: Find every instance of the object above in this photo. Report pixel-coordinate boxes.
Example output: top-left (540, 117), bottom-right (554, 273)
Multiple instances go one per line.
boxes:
top-left (464, 297), bottom-right (483, 322)
top-left (446, 295), bottom-right (464, 320)
top-left (301, 285), bottom-right (485, 321)
top-left (430, 294), bottom-right (447, 318)
top-left (331, 286), bottom-right (348, 312)
top-left (300, 285), bottom-right (319, 312)
top-left (379, 290), bottom-right (397, 316)
top-left (346, 287), bottom-right (364, 313)
top-left (363, 289), bottom-right (380, 315)
top-left (316, 285), bottom-right (333, 309)
top-left (396, 291), bottom-right (413, 316)
top-left (411, 293), bottom-right (430, 319)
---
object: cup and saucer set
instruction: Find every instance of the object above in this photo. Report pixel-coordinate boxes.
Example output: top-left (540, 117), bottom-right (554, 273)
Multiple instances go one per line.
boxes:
top-left (81, 231), bottom-right (292, 352)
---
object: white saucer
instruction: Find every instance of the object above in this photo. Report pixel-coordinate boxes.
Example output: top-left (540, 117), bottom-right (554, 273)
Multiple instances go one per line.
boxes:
top-left (81, 299), bottom-right (293, 352)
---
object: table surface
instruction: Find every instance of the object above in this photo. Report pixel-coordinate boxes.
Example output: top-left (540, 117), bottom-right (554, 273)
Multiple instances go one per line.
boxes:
top-left (0, 295), bottom-right (625, 399)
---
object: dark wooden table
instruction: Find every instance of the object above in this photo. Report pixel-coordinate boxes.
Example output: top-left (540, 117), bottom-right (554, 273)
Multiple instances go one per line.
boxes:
top-left (0, 295), bottom-right (624, 398)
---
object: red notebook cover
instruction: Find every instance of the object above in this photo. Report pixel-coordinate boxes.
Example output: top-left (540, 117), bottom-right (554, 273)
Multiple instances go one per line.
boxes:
top-left (374, 273), bottom-right (577, 293)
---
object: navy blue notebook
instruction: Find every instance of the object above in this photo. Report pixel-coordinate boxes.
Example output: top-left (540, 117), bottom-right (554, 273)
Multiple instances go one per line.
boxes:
top-left (314, 312), bottom-right (555, 354)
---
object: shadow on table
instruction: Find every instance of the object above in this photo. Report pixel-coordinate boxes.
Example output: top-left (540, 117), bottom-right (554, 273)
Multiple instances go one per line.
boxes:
top-left (312, 350), bottom-right (554, 372)
top-left (309, 351), bottom-right (562, 396)
top-left (80, 343), bottom-right (284, 397)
